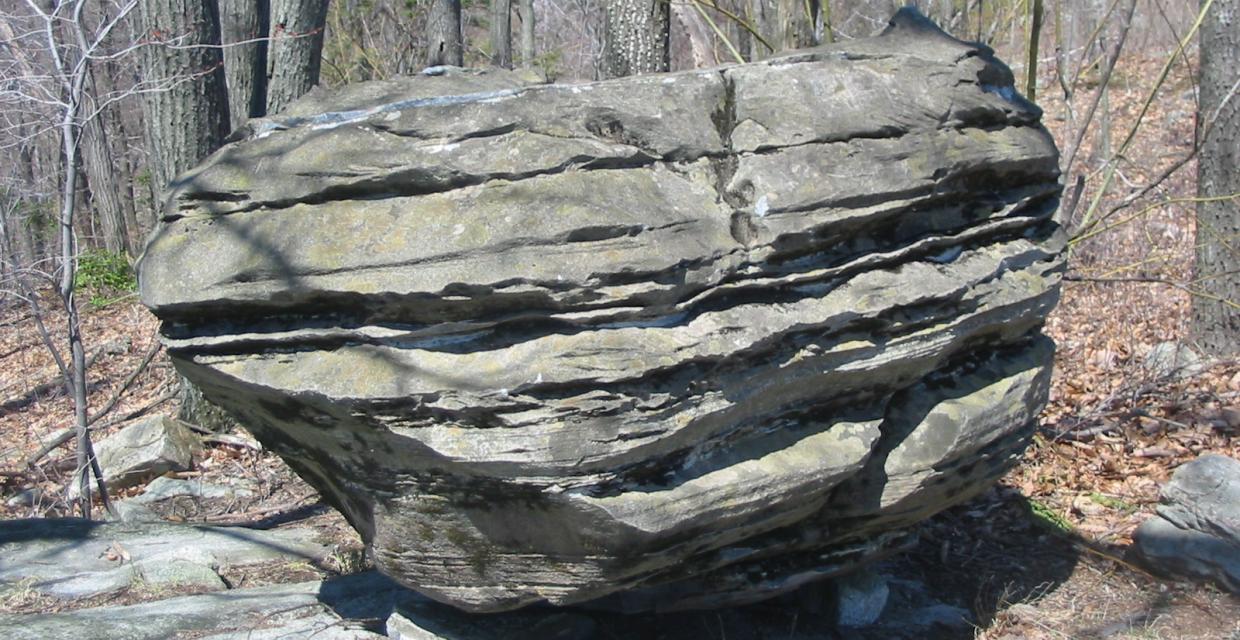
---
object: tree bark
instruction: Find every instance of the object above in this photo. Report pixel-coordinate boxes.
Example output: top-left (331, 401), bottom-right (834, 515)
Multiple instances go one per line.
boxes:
top-left (491, 0), bottom-right (513, 68)
top-left (427, 0), bottom-right (464, 66)
top-left (137, 0), bottom-right (230, 192)
top-left (266, 0), bottom-right (328, 115)
top-left (79, 71), bottom-right (130, 255)
top-left (519, 0), bottom-right (535, 67)
top-left (602, 0), bottom-right (670, 78)
top-left (220, 0), bottom-right (270, 130)
top-left (138, 0), bottom-right (238, 434)
top-left (1193, 0), bottom-right (1240, 356)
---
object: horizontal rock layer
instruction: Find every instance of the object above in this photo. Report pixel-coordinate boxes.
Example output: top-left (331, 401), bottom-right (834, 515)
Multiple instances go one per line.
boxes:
top-left (139, 10), bottom-right (1064, 613)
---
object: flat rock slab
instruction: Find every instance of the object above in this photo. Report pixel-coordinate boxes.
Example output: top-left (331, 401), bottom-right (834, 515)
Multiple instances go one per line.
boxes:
top-left (0, 571), bottom-right (408, 640)
top-left (0, 518), bottom-right (329, 599)
top-left (1134, 454), bottom-right (1240, 592)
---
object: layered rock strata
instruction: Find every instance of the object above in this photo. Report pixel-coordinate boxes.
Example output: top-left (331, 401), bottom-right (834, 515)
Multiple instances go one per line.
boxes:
top-left (139, 10), bottom-right (1065, 613)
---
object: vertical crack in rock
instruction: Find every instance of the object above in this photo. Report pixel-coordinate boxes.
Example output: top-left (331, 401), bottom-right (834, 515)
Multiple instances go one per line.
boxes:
top-left (139, 8), bottom-right (1065, 614)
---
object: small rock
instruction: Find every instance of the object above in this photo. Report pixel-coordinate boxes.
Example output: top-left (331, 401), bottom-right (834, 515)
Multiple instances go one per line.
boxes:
top-left (1133, 454), bottom-right (1240, 593)
top-left (5, 487), bottom-right (42, 509)
top-left (109, 500), bottom-right (161, 523)
top-left (76, 415), bottom-right (200, 496)
top-left (132, 476), bottom-right (255, 504)
top-left (832, 569), bottom-right (890, 628)
top-left (137, 559), bottom-right (227, 591)
top-left (1143, 341), bottom-right (1205, 380)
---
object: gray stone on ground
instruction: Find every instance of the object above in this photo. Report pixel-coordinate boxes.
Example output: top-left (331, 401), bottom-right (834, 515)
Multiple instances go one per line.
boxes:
top-left (0, 571), bottom-right (409, 640)
top-left (139, 7), bottom-right (1065, 613)
top-left (78, 415), bottom-right (200, 495)
top-left (1133, 454), bottom-right (1240, 592)
top-left (832, 570), bottom-right (890, 628)
top-left (1143, 341), bottom-right (1206, 379)
top-left (0, 518), bottom-right (329, 600)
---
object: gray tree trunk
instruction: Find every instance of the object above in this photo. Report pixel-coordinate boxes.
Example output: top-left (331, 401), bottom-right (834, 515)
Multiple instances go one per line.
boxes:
top-left (1193, 0), bottom-right (1240, 356)
top-left (602, 0), bottom-right (670, 78)
top-left (137, 0), bottom-right (230, 192)
top-left (491, 0), bottom-right (513, 68)
top-left (79, 70), bottom-right (130, 255)
top-left (138, 0), bottom-right (238, 433)
top-left (519, 0), bottom-right (535, 67)
top-left (220, 0), bottom-right (270, 130)
top-left (266, 0), bottom-right (328, 115)
top-left (427, 0), bottom-right (464, 66)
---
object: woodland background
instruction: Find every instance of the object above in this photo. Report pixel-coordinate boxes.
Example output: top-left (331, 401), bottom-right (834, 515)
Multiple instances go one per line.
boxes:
top-left (0, 1), bottom-right (1237, 637)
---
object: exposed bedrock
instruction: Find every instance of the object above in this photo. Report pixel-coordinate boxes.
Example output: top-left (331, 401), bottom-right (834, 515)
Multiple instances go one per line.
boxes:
top-left (139, 9), bottom-right (1065, 613)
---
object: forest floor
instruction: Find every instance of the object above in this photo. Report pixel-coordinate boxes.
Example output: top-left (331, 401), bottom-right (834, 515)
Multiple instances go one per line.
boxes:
top-left (1, 51), bottom-right (1238, 638)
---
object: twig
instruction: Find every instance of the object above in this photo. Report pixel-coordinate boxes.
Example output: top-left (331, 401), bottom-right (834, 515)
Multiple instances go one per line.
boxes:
top-left (85, 338), bottom-right (162, 425)
top-left (24, 389), bottom-right (176, 467)
top-left (202, 491), bottom-right (318, 525)
top-left (0, 344), bottom-right (105, 414)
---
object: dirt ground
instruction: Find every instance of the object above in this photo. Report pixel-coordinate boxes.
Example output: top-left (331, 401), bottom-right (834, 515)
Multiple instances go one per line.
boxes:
top-left (1, 49), bottom-right (1238, 638)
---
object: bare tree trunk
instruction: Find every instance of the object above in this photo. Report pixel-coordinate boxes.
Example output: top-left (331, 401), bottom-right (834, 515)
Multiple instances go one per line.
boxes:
top-left (748, 0), bottom-right (775, 59)
top-left (427, 0), bottom-right (464, 66)
top-left (138, 0), bottom-right (239, 435)
top-left (220, 0), bottom-right (270, 129)
top-left (491, 0), bottom-right (513, 68)
top-left (778, 0), bottom-right (819, 50)
top-left (266, 0), bottom-right (328, 115)
top-left (1193, 0), bottom-right (1240, 356)
top-left (519, 0), bottom-right (535, 67)
top-left (138, 0), bottom-right (231, 193)
top-left (79, 79), bottom-right (130, 255)
top-left (602, 0), bottom-right (670, 78)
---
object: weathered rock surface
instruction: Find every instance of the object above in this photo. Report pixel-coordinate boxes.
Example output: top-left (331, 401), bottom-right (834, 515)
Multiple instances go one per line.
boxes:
top-left (0, 571), bottom-right (405, 640)
top-left (138, 10), bottom-right (1064, 612)
top-left (0, 518), bottom-right (329, 599)
top-left (1133, 454), bottom-right (1240, 593)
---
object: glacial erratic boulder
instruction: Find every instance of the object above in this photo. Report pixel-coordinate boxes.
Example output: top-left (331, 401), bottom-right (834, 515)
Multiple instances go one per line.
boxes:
top-left (139, 10), bottom-right (1065, 613)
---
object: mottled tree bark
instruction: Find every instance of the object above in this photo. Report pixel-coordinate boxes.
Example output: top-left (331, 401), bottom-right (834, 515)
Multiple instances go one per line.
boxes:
top-left (491, 0), bottom-right (513, 68)
top-left (138, 0), bottom-right (237, 433)
top-left (519, 0), bottom-right (535, 67)
top-left (220, 0), bottom-right (270, 130)
top-left (79, 105), bottom-right (129, 254)
top-left (427, 0), bottom-right (464, 66)
top-left (266, 0), bottom-right (329, 114)
top-left (602, 0), bottom-right (669, 78)
top-left (137, 0), bottom-right (230, 192)
top-left (1193, 0), bottom-right (1240, 355)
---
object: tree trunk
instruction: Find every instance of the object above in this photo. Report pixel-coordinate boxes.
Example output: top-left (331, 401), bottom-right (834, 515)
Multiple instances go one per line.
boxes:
top-left (79, 77), bottom-right (130, 255)
top-left (220, 0), bottom-right (270, 130)
top-left (602, 0), bottom-right (670, 78)
top-left (427, 0), bottom-right (464, 67)
top-left (778, 0), bottom-right (819, 50)
top-left (138, 0), bottom-right (238, 434)
top-left (519, 0), bottom-right (535, 67)
top-left (1192, 0), bottom-right (1240, 356)
top-left (491, 0), bottom-right (513, 68)
top-left (266, 0), bottom-right (328, 115)
top-left (137, 0), bottom-right (230, 192)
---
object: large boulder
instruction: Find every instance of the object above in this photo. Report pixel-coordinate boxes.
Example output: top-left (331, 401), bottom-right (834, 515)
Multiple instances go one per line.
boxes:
top-left (139, 10), bottom-right (1064, 613)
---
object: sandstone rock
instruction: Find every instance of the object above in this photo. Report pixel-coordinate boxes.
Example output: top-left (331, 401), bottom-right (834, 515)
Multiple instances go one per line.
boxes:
top-left (1133, 454), bottom-right (1240, 592)
top-left (87, 415), bottom-right (200, 492)
top-left (138, 9), bottom-right (1064, 613)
